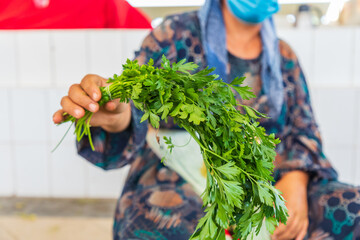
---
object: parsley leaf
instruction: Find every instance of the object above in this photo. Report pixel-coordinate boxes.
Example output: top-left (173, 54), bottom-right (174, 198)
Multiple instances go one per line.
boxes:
top-left (56, 56), bottom-right (288, 239)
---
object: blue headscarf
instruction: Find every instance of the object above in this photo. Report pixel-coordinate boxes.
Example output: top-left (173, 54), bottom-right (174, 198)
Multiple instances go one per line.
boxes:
top-left (198, 0), bottom-right (283, 119)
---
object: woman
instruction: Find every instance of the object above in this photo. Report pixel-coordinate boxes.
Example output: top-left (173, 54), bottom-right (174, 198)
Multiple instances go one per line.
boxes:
top-left (53, 0), bottom-right (360, 239)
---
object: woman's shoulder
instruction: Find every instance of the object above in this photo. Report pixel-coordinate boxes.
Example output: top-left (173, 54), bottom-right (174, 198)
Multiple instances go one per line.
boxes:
top-left (164, 11), bottom-right (199, 24)
top-left (148, 11), bottom-right (202, 49)
top-left (278, 39), bottom-right (298, 62)
top-left (162, 11), bottom-right (200, 28)
top-left (154, 11), bottom-right (200, 37)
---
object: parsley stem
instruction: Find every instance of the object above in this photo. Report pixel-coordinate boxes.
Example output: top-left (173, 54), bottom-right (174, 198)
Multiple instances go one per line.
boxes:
top-left (53, 56), bottom-right (287, 239)
top-left (51, 121), bottom-right (74, 153)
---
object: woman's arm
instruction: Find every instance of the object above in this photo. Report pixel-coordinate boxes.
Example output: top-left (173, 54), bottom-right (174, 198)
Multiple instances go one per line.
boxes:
top-left (53, 74), bottom-right (132, 133)
top-left (273, 45), bottom-right (338, 182)
top-left (272, 42), bottom-right (337, 239)
top-left (71, 16), bottom-right (181, 170)
top-left (273, 171), bottom-right (309, 240)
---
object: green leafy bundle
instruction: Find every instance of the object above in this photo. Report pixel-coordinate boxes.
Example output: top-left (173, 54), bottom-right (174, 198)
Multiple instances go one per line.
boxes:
top-left (58, 56), bottom-right (288, 239)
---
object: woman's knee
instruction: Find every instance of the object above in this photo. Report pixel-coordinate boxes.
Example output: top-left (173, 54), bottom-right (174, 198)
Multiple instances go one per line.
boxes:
top-left (308, 182), bottom-right (360, 238)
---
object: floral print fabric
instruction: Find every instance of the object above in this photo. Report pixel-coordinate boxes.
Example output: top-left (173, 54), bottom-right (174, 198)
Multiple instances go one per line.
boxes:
top-left (77, 11), bottom-right (360, 240)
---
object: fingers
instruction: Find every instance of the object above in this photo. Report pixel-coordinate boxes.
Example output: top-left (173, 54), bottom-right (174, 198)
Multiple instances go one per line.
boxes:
top-left (53, 109), bottom-right (65, 124)
top-left (60, 96), bottom-right (85, 119)
top-left (295, 220), bottom-right (308, 240)
top-left (90, 103), bottom-right (132, 132)
top-left (56, 74), bottom-right (106, 120)
top-left (68, 84), bottom-right (99, 112)
top-left (273, 209), bottom-right (294, 237)
top-left (273, 215), bottom-right (300, 240)
top-left (104, 101), bottom-right (117, 111)
top-left (54, 74), bottom-right (127, 128)
top-left (273, 217), bottom-right (306, 240)
top-left (103, 100), bottom-right (129, 114)
top-left (80, 74), bottom-right (105, 102)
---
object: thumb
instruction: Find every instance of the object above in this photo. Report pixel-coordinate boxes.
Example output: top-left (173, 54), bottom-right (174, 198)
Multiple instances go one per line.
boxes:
top-left (103, 100), bottom-right (129, 114)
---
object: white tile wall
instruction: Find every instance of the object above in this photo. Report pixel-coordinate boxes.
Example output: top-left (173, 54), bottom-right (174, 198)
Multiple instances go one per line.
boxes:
top-left (50, 142), bottom-right (88, 198)
top-left (309, 88), bottom-right (318, 112)
top-left (0, 32), bottom-right (17, 87)
top-left (17, 31), bottom-right (52, 87)
top-left (0, 28), bottom-right (359, 199)
top-left (14, 144), bottom-right (49, 197)
top-left (86, 163), bottom-right (129, 198)
top-left (10, 89), bottom-right (49, 142)
top-left (355, 29), bottom-right (360, 86)
top-left (88, 31), bottom-right (125, 78)
top-left (313, 28), bottom-right (354, 85)
top-left (122, 30), bottom-right (150, 61)
top-left (52, 31), bottom-right (88, 88)
top-left (355, 91), bottom-right (360, 186)
top-left (313, 88), bottom-right (357, 146)
top-left (277, 29), bottom-right (315, 83)
top-left (48, 88), bottom-right (75, 144)
top-left (0, 90), bottom-right (11, 143)
top-left (0, 145), bottom-right (14, 196)
top-left (312, 87), bottom-right (358, 185)
top-left (356, 147), bottom-right (360, 186)
top-left (325, 145), bottom-right (356, 184)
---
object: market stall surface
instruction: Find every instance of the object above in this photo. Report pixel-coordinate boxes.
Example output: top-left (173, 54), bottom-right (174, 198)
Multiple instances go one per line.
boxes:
top-left (0, 197), bottom-right (116, 240)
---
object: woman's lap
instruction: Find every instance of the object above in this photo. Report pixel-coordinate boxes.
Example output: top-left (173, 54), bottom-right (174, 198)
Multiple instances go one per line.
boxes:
top-left (114, 155), bottom-right (360, 240)
top-left (307, 180), bottom-right (360, 240)
top-left (113, 163), bottom-right (204, 240)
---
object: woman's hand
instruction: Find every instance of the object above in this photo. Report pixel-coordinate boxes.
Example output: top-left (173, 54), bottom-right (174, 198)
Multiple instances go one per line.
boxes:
top-left (53, 74), bottom-right (131, 133)
top-left (272, 171), bottom-right (309, 240)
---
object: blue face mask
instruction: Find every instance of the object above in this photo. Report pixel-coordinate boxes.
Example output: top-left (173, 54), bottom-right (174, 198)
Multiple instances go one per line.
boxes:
top-left (226, 0), bottom-right (280, 24)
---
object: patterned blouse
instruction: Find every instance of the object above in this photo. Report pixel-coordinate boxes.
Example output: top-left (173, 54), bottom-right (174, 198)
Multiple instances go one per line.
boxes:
top-left (77, 11), bottom-right (360, 240)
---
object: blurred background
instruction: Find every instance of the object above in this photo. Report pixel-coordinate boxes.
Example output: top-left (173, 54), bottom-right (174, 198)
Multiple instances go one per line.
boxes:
top-left (0, 0), bottom-right (359, 239)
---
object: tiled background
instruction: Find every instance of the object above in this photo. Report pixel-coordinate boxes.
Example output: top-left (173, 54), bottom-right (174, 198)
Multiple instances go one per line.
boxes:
top-left (0, 27), bottom-right (359, 198)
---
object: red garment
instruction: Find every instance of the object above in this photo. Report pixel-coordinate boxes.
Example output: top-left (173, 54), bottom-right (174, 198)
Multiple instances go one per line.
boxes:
top-left (0, 0), bottom-right (152, 29)
top-left (225, 229), bottom-right (240, 240)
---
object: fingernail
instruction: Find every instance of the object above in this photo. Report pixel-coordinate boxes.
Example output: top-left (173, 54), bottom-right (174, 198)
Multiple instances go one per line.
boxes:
top-left (93, 93), bottom-right (98, 100)
top-left (74, 109), bottom-right (82, 117)
top-left (89, 103), bottom-right (97, 112)
top-left (107, 102), bottom-right (115, 110)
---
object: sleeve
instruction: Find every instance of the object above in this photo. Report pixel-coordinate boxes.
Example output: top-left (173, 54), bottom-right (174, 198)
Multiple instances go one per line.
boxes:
top-left (77, 17), bottom-right (179, 170)
top-left (274, 59), bottom-right (338, 182)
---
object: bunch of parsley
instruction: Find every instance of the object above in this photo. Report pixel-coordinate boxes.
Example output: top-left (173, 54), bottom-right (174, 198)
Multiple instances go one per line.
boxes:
top-left (57, 56), bottom-right (288, 239)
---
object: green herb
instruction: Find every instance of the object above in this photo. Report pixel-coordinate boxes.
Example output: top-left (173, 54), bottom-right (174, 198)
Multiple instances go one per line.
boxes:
top-left (56, 56), bottom-right (288, 239)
